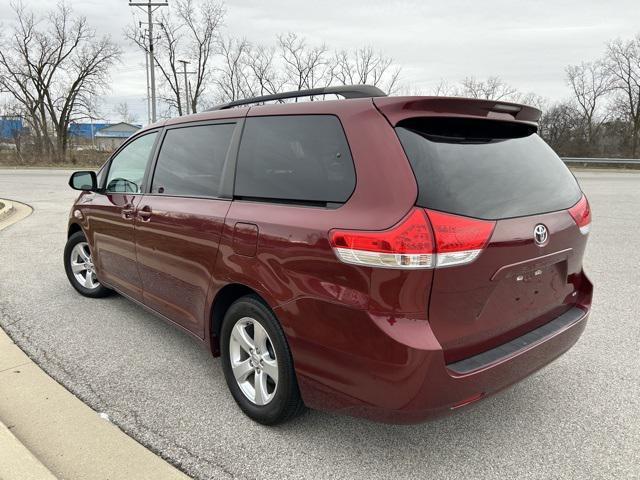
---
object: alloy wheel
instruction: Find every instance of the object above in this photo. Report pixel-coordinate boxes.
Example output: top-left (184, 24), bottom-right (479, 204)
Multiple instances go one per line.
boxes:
top-left (69, 242), bottom-right (100, 290)
top-left (228, 317), bottom-right (279, 405)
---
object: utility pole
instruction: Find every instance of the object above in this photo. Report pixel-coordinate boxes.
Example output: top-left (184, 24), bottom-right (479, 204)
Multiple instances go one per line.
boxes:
top-left (177, 60), bottom-right (196, 115)
top-left (129, 0), bottom-right (167, 123)
top-left (142, 29), bottom-right (151, 124)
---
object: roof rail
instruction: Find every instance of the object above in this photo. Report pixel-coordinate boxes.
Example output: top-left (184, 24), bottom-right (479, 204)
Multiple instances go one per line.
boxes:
top-left (207, 84), bottom-right (387, 111)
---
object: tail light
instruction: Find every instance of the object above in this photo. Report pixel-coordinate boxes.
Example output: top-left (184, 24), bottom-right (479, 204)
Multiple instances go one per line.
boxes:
top-left (568, 195), bottom-right (591, 235)
top-left (426, 210), bottom-right (496, 268)
top-left (330, 209), bottom-right (435, 269)
top-left (329, 208), bottom-right (495, 269)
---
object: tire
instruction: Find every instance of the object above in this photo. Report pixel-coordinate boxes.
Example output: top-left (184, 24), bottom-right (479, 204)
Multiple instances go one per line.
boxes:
top-left (64, 231), bottom-right (113, 298)
top-left (220, 295), bottom-right (305, 425)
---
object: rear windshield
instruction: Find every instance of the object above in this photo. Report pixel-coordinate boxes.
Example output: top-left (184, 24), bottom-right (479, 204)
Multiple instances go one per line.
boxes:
top-left (395, 118), bottom-right (582, 220)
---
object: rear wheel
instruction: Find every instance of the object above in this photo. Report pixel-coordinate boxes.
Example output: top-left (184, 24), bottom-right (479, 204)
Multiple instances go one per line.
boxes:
top-left (64, 231), bottom-right (112, 298)
top-left (220, 295), bottom-right (305, 425)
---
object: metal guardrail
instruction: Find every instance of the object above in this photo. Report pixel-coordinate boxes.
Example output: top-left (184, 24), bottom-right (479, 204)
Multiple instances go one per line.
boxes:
top-left (562, 157), bottom-right (640, 166)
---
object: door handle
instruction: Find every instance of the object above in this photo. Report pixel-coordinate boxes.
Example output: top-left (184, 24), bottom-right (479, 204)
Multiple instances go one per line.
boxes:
top-left (121, 204), bottom-right (134, 220)
top-left (137, 205), bottom-right (152, 222)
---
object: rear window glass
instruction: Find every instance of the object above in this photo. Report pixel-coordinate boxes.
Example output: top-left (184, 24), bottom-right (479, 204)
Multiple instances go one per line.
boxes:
top-left (235, 115), bottom-right (355, 204)
top-left (396, 118), bottom-right (582, 220)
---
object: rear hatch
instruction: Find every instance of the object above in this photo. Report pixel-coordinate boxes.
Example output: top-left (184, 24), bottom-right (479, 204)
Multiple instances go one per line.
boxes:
top-left (392, 115), bottom-right (590, 363)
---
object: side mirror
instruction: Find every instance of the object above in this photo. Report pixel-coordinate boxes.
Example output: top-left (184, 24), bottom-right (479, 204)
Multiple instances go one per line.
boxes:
top-left (69, 171), bottom-right (98, 192)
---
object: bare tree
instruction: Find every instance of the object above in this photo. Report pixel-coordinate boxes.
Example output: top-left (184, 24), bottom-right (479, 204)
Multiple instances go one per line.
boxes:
top-left (278, 33), bottom-right (332, 91)
top-left (538, 101), bottom-right (581, 154)
top-left (213, 37), bottom-right (402, 103)
top-left (459, 76), bottom-right (519, 101)
top-left (155, 15), bottom-right (184, 115)
top-left (332, 47), bottom-right (401, 94)
top-left (0, 1), bottom-right (120, 161)
top-left (212, 37), bottom-right (257, 103)
top-left (115, 102), bottom-right (139, 124)
top-left (425, 77), bottom-right (544, 108)
top-left (516, 92), bottom-right (548, 110)
top-left (243, 44), bottom-right (284, 96)
top-left (430, 79), bottom-right (458, 97)
top-left (178, 0), bottom-right (224, 113)
top-left (566, 61), bottom-right (612, 144)
top-left (605, 35), bottom-right (640, 156)
top-left (0, 2), bottom-right (55, 156)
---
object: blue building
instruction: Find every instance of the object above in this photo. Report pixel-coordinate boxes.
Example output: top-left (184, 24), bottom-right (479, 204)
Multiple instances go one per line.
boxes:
top-left (68, 122), bottom-right (112, 139)
top-left (0, 116), bottom-right (25, 140)
top-left (69, 122), bottom-right (142, 150)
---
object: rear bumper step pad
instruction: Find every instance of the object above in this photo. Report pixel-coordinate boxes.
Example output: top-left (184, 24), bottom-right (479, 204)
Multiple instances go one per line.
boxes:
top-left (447, 307), bottom-right (585, 375)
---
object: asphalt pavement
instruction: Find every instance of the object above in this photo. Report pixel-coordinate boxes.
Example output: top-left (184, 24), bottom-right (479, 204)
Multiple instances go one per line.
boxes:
top-left (0, 168), bottom-right (638, 480)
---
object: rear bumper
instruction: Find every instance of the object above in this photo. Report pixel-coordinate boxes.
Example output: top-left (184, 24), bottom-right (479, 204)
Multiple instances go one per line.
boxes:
top-left (291, 305), bottom-right (589, 424)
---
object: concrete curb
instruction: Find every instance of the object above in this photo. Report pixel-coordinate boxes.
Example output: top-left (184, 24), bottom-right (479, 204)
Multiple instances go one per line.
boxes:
top-left (0, 199), bottom-right (33, 232)
top-left (0, 420), bottom-right (57, 479)
top-left (0, 327), bottom-right (191, 480)
top-left (0, 200), bottom-right (14, 221)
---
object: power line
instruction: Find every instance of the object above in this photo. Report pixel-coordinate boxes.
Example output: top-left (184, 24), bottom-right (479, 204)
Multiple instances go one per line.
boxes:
top-left (128, 0), bottom-right (168, 123)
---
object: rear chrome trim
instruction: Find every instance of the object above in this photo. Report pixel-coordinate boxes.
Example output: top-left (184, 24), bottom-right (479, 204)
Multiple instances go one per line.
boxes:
top-left (447, 307), bottom-right (586, 375)
top-left (490, 248), bottom-right (572, 282)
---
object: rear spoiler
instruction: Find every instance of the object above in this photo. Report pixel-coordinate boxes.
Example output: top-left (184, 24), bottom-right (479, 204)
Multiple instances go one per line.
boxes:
top-left (373, 96), bottom-right (542, 128)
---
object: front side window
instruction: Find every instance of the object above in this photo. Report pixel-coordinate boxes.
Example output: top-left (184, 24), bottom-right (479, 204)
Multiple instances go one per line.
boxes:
top-left (151, 123), bottom-right (235, 197)
top-left (235, 115), bottom-right (355, 204)
top-left (105, 132), bottom-right (157, 193)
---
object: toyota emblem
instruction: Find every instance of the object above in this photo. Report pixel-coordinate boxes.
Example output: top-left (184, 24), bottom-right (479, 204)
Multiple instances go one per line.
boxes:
top-left (533, 224), bottom-right (549, 246)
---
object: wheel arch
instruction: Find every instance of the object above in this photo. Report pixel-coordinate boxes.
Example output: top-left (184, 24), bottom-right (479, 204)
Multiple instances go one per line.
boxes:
top-left (209, 283), bottom-right (271, 357)
top-left (67, 222), bottom-right (83, 238)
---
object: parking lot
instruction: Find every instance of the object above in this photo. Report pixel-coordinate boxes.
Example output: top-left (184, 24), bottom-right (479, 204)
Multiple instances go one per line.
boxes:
top-left (0, 168), bottom-right (638, 480)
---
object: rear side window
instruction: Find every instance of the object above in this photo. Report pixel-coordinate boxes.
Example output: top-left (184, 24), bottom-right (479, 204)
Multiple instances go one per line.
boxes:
top-left (235, 115), bottom-right (355, 204)
top-left (152, 123), bottom-right (235, 197)
top-left (396, 118), bottom-right (582, 220)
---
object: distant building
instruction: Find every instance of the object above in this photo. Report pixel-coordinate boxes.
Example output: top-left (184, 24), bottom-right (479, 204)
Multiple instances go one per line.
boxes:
top-left (94, 122), bottom-right (142, 150)
top-left (68, 122), bottom-right (112, 139)
top-left (0, 116), bottom-right (26, 140)
top-left (68, 121), bottom-right (141, 150)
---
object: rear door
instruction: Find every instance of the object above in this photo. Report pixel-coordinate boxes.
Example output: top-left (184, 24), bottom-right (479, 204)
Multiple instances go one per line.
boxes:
top-left (395, 117), bottom-right (590, 363)
top-left (134, 120), bottom-right (240, 337)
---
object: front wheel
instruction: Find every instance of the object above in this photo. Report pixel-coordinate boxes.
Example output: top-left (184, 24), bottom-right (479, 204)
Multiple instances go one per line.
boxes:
top-left (64, 231), bottom-right (112, 298)
top-left (220, 295), bottom-right (305, 425)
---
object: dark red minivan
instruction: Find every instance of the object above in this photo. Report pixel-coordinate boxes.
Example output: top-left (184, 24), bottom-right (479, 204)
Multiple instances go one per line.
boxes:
top-left (65, 85), bottom-right (592, 425)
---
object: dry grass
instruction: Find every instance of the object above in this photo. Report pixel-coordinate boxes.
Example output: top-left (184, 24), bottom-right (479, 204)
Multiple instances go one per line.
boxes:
top-left (0, 149), bottom-right (111, 169)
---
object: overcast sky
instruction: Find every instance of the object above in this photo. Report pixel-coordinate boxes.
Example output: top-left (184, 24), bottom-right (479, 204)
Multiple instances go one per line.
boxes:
top-left (1, 0), bottom-right (637, 124)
